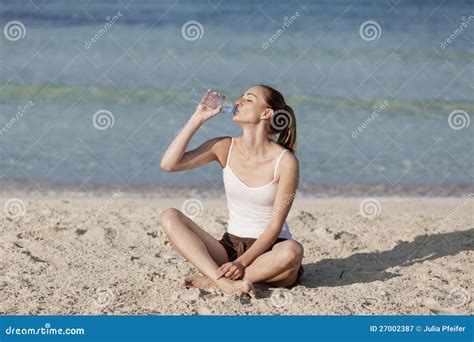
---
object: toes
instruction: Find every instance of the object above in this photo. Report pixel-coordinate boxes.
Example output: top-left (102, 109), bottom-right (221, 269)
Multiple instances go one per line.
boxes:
top-left (247, 284), bottom-right (256, 299)
top-left (242, 281), bottom-right (256, 298)
top-left (180, 276), bottom-right (193, 288)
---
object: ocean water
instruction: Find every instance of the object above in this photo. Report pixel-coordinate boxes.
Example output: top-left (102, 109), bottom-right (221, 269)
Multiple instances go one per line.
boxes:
top-left (0, 0), bottom-right (472, 193)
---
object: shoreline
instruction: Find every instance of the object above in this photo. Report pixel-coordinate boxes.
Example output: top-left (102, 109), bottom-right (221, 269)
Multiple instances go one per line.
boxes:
top-left (1, 180), bottom-right (472, 198)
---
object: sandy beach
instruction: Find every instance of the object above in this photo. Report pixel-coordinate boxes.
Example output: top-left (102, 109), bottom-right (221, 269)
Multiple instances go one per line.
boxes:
top-left (0, 193), bottom-right (472, 315)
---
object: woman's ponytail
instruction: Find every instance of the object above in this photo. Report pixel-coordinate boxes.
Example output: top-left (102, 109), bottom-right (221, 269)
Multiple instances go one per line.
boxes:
top-left (270, 104), bottom-right (297, 153)
top-left (259, 84), bottom-right (297, 154)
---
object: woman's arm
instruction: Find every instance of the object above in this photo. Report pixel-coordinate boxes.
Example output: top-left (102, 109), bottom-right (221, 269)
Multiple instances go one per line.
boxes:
top-left (160, 93), bottom-right (225, 172)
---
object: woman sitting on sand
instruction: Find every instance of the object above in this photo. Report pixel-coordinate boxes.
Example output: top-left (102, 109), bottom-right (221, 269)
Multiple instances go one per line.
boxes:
top-left (159, 85), bottom-right (304, 296)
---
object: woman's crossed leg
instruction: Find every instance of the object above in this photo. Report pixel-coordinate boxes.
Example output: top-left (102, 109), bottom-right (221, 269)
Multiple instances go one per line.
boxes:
top-left (159, 208), bottom-right (254, 296)
top-left (160, 207), bottom-right (303, 291)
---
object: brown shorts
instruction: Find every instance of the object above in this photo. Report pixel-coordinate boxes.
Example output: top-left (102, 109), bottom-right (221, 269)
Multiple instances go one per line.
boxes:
top-left (217, 232), bottom-right (304, 283)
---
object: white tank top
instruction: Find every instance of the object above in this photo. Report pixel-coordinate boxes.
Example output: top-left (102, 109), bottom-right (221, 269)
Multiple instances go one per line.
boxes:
top-left (223, 137), bottom-right (292, 239)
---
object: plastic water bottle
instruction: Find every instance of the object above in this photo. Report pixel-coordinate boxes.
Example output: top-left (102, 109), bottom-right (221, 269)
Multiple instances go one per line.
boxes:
top-left (189, 88), bottom-right (236, 114)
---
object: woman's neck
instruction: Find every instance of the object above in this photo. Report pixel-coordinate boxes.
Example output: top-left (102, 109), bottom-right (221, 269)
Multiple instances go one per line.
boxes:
top-left (240, 129), bottom-right (272, 157)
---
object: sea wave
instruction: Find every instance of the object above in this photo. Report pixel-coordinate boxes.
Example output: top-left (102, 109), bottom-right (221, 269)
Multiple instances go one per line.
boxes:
top-left (1, 83), bottom-right (472, 116)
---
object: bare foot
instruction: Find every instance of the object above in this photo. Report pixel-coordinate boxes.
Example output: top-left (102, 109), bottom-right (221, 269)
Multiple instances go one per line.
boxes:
top-left (216, 277), bottom-right (256, 298)
top-left (180, 274), bottom-right (214, 289)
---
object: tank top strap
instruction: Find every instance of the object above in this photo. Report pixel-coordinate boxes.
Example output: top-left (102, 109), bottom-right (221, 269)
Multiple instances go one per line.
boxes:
top-left (226, 137), bottom-right (234, 167)
top-left (273, 149), bottom-right (288, 178)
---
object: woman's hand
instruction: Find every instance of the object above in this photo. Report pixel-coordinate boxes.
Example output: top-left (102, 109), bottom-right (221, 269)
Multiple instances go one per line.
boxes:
top-left (217, 261), bottom-right (245, 280)
top-left (191, 89), bottom-right (224, 124)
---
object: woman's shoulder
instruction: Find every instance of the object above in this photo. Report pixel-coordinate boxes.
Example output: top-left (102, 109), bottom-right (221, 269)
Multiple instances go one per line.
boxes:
top-left (271, 142), bottom-right (298, 180)
top-left (270, 141), bottom-right (297, 160)
top-left (211, 136), bottom-right (233, 147)
top-left (211, 136), bottom-right (233, 168)
top-left (278, 148), bottom-right (298, 168)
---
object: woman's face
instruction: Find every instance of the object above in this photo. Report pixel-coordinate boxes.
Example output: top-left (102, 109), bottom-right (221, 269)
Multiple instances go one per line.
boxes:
top-left (233, 86), bottom-right (271, 123)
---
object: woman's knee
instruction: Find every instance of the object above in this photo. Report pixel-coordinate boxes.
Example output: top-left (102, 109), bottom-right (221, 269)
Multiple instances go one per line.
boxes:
top-left (277, 241), bottom-right (304, 269)
top-left (159, 208), bottom-right (183, 233)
